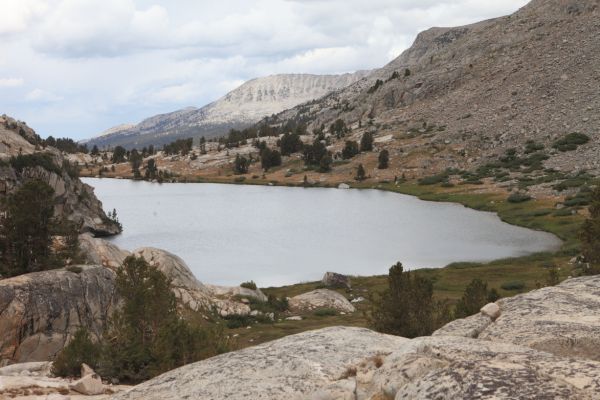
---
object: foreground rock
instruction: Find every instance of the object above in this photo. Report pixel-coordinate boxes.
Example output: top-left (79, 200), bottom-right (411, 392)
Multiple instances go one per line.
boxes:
top-left (0, 361), bottom-right (130, 399)
top-left (70, 373), bottom-right (104, 395)
top-left (434, 275), bottom-right (600, 360)
top-left (115, 327), bottom-right (407, 400)
top-left (0, 266), bottom-right (117, 364)
top-left (0, 240), bottom-right (270, 364)
top-left (115, 326), bottom-right (600, 400)
top-left (289, 289), bottom-right (355, 313)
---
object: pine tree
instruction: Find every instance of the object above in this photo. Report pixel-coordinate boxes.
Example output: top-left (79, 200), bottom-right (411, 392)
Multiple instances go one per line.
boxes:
top-left (342, 141), bottom-right (359, 160)
top-left (360, 132), bottom-right (374, 152)
top-left (355, 164), bottom-right (366, 181)
top-left (233, 154), bottom-right (249, 174)
top-left (0, 180), bottom-right (55, 276)
top-left (378, 150), bottom-right (389, 169)
top-left (454, 279), bottom-right (489, 318)
top-left (369, 263), bottom-right (449, 338)
top-left (581, 187), bottom-right (600, 274)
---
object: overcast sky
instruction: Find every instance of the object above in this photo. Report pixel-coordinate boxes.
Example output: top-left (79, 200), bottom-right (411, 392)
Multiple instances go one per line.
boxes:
top-left (0, 0), bottom-right (529, 140)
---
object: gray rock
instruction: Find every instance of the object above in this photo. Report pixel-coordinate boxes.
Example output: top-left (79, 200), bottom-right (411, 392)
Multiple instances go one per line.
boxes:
top-left (80, 363), bottom-right (95, 378)
top-left (0, 266), bottom-right (117, 364)
top-left (114, 327), bottom-right (407, 400)
top-left (480, 302), bottom-right (501, 320)
top-left (113, 327), bottom-right (600, 400)
top-left (434, 276), bottom-right (600, 361)
top-left (79, 233), bottom-right (130, 269)
top-left (0, 361), bottom-right (53, 377)
top-left (289, 289), bottom-right (355, 313)
top-left (69, 373), bottom-right (104, 395)
top-left (322, 272), bottom-right (351, 289)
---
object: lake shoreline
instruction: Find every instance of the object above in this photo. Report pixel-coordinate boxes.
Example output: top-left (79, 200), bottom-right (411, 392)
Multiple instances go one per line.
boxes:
top-left (83, 175), bottom-right (574, 286)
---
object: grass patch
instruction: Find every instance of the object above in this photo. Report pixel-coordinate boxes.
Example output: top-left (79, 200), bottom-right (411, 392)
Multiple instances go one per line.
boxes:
top-left (501, 281), bottom-right (526, 291)
top-left (314, 308), bottom-right (338, 317)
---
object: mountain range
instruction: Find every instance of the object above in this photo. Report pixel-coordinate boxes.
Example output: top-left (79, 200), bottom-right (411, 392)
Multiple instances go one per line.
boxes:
top-left (84, 72), bottom-right (369, 149)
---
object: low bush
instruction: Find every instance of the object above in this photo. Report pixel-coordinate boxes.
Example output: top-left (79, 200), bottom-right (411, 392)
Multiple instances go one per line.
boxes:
top-left (418, 172), bottom-right (449, 185)
top-left (314, 308), bottom-right (338, 317)
top-left (552, 132), bottom-right (590, 152)
top-left (240, 281), bottom-right (257, 290)
top-left (224, 314), bottom-right (253, 329)
top-left (10, 153), bottom-right (61, 175)
top-left (507, 192), bottom-right (532, 203)
top-left (52, 328), bottom-right (100, 377)
top-left (501, 281), bottom-right (525, 291)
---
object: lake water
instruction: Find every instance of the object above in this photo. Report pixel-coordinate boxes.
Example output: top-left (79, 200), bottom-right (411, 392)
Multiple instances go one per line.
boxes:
top-left (82, 178), bottom-right (562, 287)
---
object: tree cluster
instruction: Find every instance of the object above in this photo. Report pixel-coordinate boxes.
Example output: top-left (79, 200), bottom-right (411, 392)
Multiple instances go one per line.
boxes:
top-left (260, 148), bottom-right (282, 171)
top-left (163, 138), bottom-right (193, 156)
top-left (303, 139), bottom-right (332, 172)
top-left (53, 256), bottom-right (228, 383)
top-left (0, 180), bottom-right (80, 277)
top-left (44, 136), bottom-right (88, 154)
top-left (234, 154), bottom-right (250, 174)
top-left (279, 133), bottom-right (303, 156)
top-left (369, 263), bottom-right (451, 338)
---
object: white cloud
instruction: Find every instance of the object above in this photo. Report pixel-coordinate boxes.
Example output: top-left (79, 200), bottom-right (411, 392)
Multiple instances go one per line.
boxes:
top-left (25, 88), bottom-right (63, 102)
top-left (0, 78), bottom-right (24, 87)
top-left (0, 0), bottom-right (48, 35)
top-left (0, 0), bottom-right (530, 139)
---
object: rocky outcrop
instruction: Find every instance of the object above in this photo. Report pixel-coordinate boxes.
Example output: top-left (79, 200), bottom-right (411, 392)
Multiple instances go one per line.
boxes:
top-left (0, 116), bottom-right (37, 158)
top-left (270, 0), bottom-right (600, 176)
top-left (79, 237), bottom-right (264, 316)
top-left (434, 275), bottom-right (600, 361)
top-left (0, 266), bottom-right (117, 365)
top-left (115, 326), bottom-right (600, 400)
top-left (115, 275), bottom-right (600, 399)
top-left (322, 271), bottom-right (351, 289)
top-left (133, 247), bottom-right (265, 316)
top-left (79, 233), bottom-right (130, 268)
top-left (0, 119), bottom-right (121, 236)
top-left (289, 289), bottom-right (355, 313)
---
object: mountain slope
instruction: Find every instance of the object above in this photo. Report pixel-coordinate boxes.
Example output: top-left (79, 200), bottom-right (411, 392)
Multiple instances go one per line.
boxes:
top-left (269, 0), bottom-right (600, 175)
top-left (86, 72), bottom-right (369, 149)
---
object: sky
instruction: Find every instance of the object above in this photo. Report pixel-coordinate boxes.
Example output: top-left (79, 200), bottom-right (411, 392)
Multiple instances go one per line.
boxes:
top-left (0, 0), bottom-right (529, 141)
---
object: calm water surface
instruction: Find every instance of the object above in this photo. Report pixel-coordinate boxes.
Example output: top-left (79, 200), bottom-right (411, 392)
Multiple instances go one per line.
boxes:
top-left (83, 178), bottom-right (561, 287)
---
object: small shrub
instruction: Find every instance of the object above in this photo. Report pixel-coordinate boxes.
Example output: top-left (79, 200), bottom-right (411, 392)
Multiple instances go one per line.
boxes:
top-left (546, 267), bottom-right (560, 286)
top-left (234, 176), bottom-right (246, 183)
top-left (314, 308), bottom-right (338, 317)
top-left (507, 192), bottom-right (532, 203)
top-left (340, 366), bottom-right (357, 379)
top-left (52, 328), bottom-right (100, 377)
top-left (418, 173), bottom-right (449, 185)
top-left (224, 314), bottom-right (252, 329)
top-left (501, 281), bottom-right (525, 291)
top-left (267, 294), bottom-right (289, 312)
top-left (553, 208), bottom-right (573, 217)
top-left (553, 132), bottom-right (590, 152)
top-left (240, 281), bottom-right (257, 290)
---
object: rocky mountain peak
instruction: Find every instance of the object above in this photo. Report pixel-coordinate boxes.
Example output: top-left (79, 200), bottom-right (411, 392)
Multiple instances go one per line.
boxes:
top-left (85, 72), bottom-right (369, 150)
